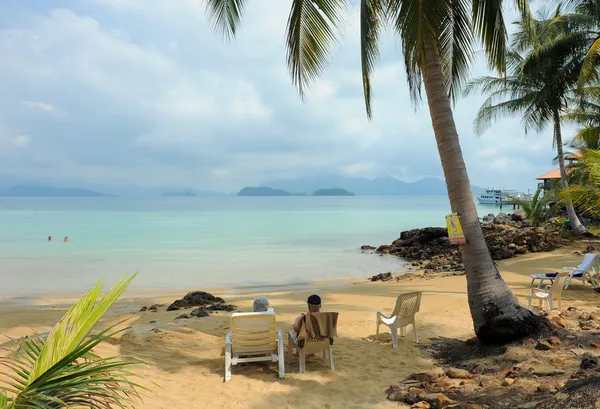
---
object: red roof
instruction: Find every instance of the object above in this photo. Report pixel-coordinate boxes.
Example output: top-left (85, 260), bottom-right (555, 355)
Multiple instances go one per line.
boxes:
top-left (536, 168), bottom-right (561, 180)
top-left (567, 151), bottom-right (582, 160)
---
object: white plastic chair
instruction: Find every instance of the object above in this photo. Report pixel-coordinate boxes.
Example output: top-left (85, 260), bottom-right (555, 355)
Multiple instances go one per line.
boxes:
top-left (528, 271), bottom-right (569, 310)
top-left (287, 312), bottom-right (338, 373)
top-left (530, 253), bottom-right (599, 289)
top-left (376, 291), bottom-right (422, 348)
top-left (224, 311), bottom-right (284, 382)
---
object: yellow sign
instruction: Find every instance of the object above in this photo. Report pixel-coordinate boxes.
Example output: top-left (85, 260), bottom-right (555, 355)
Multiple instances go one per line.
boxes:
top-left (446, 213), bottom-right (466, 245)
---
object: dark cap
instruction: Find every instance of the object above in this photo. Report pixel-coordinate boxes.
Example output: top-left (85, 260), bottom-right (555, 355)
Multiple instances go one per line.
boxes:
top-left (307, 294), bottom-right (321, 306)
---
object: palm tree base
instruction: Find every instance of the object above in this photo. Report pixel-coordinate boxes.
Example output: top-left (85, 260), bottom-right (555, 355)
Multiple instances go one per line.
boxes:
top-left (475, 305), bottom-right (549, 344)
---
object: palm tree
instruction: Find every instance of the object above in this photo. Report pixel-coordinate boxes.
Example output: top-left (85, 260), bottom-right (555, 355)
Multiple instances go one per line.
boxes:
top-left (560, 148), bottom-right (600, 216)
top-left (512, 187), bottom-right (552, 231)
top-left (205, 0), bottom-right (545, 343)
top-left (543, 0), bottom-right (600, 86)
top-left (465, 5), bottom-right (590, 236)
top-left (0, 274), bottom-right (142, 408)
top-left (564, 86), bottom-right (600, 150)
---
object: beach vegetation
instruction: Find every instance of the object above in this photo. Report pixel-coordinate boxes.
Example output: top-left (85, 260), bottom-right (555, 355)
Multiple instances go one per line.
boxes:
top-left (560, 149), bottom-right (600, 217)
top-left (512, 187), bottom-right (553, 230)
top-left (205, 0), bottom-right (547, 343)
top-left (0, 274), bottom-right (142, 409)
top-left (466, 3), bottom-right (589, 236)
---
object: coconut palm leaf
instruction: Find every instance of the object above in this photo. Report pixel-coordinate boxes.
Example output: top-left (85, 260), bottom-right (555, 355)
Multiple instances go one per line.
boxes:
top-left (360, 0), bottom-right (385, 118)
top-left (560, 149), bottom-right (600, 215)
top-left (511, 187), bottom-right (553, 228)
top-left (286, 0), bottom-right (349, 97)
top-left (204, 0), bottom-right (247, 40)
top-left (0, 274), bottom-right (142, 409)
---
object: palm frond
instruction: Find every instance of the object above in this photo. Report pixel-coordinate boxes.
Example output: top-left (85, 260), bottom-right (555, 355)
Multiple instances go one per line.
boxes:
top-left (440, 0), bottom-right (474, 104)
top-left (579, 35), bottom-right (600, 84)
top-left (30, 274), bottom-right (136, 382)
top-left (388, 0), bottom-right (449, 103)
top-left (472, 0), bottom-right (508, 72)
top-left (360, 0), bottom-right (385, 118)
top-left (286, 0), bottom-right (349, 98)
top-left (1, 274), bottom-right (141, 409)
top-left (205, 0), bottom-right (247, 40)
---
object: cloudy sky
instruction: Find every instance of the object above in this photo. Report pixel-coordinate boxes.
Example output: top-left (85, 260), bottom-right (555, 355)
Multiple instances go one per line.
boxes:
top-left (0, 0), bottom-right (571, 193)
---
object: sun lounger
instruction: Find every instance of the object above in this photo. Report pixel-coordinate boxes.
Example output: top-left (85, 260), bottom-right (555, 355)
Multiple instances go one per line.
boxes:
top-left (376, 291), bottom-right (422, 348)
top-left (528, 271), bottom-right (569, 310)
top-left (530, 253), bottom-right (599, 289)
top-left (288, 312), bottom-right (338, 373)
top-left (224, 310), bottom-right (284, 382)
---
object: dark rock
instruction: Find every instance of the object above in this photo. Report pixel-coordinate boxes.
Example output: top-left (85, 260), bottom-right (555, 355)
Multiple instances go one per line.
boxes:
top-left (207, 303), bottom-right (237, 312)
top-left (374, 221), bottom-right (564, 273)
top-left (585, 245), bottom-right (596, 254)
top-left (580, 357), bottom-right (598, 370)
top-left (493, 213), bottom-right (512, 224)
top-left (361, 245), bottom-right (376, 251)
top-left (149, 320), bottom-right (157, 324)
top-left (148, 304), bottom-right (159, 312)
top-left (167, 291), bottom-right (226, 311)
top-left (190, 307), bottom-right (212, 318)
top-left (536, 341), bottom-right (553, 351)
top-left (370, 272), bottom-right (393, 282)
top-left (140, 306), bottom-right (148, 312)
top-left (175, 314), bottom-right (191, 319)
top-left (512, 209), bottom-right (526, 222)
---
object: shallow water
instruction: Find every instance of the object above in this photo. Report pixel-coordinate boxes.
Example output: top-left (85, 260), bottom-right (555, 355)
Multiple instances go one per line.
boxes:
top-left (0, 196), bottom-right (499, 296)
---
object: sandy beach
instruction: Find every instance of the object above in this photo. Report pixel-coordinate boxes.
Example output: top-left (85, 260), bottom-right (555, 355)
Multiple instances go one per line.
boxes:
top-left (2, 248), bottom-right (599, 409)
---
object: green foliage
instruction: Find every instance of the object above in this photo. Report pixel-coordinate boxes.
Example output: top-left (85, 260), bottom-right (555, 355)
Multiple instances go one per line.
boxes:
top-left (560, 149), bottom-right (600, 216)
top-left (465, 3), bottom-right (585, 138)
top-left (512, 187), bottom-right (553, 228)
top-left (0, 274), bottom-right (142, 409)
top-left (204, 0), bottom-right (530, 118)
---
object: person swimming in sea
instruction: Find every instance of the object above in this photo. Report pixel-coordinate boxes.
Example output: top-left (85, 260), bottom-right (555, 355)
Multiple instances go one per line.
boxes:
top-left (63, 236), bottom-right (68, 243)
top-left (48, 236), bottom-right (52, 242)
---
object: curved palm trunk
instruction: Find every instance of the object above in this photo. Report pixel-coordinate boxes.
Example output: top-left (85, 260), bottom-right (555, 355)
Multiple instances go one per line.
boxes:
top-left (422, 47), bottom-right (545, 343)
top-left (553, 109), bottom-right (588, 236)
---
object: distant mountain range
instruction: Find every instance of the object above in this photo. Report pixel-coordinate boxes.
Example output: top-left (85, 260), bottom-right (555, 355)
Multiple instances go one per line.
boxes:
top-left (237, 187), bottom-right (305, 196)
top-left (237, 186), bottom-right (356, 196)
top-left (0, 176), bottom-right (486, 197)
top-left (263, 175), bottom-right (486, 196)
top-left (0, 185), bottom-right (107, 197)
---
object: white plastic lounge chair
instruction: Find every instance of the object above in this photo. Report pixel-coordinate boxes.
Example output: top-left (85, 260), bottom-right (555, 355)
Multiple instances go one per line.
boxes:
top-left (530, 253), bottom-right (599, 289)
top-left (528, 271), bottom-right (569, 310)
top-left (288, 312), bottom-right (338, 373)
top-left (376, 291), bottom-right (422, 348)
top-left (224, 311), bottom-right (284, 382)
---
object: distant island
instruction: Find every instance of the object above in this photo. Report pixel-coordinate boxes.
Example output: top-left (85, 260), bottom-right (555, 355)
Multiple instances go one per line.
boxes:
top-left (0, 185), bottom-right (107, 197)
top-left (312, 188), bottom-right (355, 196)
top-left (162, 191), bottom-right (197, 197)
top-left (237, 187), bottom-right (305, 197)
top-left (263, 175), bottom-right (486, 196)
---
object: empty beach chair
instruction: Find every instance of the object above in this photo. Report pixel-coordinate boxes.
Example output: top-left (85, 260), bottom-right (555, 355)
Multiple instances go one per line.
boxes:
top-left (529, 253), bottom-right (599, 289)
top-left (376, 291), bottom-right (422, 348)
top-left (288, 312), bottom-right (339, 373)
top-left (224, 310), bottom-right (284, 382)
top-left (528, 271), bottom-right (569, 310)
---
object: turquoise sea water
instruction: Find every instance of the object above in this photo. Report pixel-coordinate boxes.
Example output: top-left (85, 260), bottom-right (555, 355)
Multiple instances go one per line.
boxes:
top-left (0, 197), bottom-right (498, 296)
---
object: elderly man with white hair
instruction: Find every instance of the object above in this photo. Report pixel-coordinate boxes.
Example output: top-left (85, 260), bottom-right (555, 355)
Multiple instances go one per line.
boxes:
top-left (252, 296), bottom-right (270, 313)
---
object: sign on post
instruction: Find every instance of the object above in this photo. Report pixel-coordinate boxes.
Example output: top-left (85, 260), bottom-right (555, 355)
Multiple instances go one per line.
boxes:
top-left (446, 213), bottom-right (466, 245)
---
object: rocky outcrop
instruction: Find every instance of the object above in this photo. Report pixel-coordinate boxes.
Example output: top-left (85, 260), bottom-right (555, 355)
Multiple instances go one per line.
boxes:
top-left (369, 272), bottom-right (393, 282)
top-left (375, 213), bottom-right (565, 272)
top-left (166, 291), bottom-right (235, 312)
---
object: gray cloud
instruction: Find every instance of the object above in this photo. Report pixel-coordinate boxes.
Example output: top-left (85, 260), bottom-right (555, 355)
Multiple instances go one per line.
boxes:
top-left (0, 1), bottom-right (566, 192)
